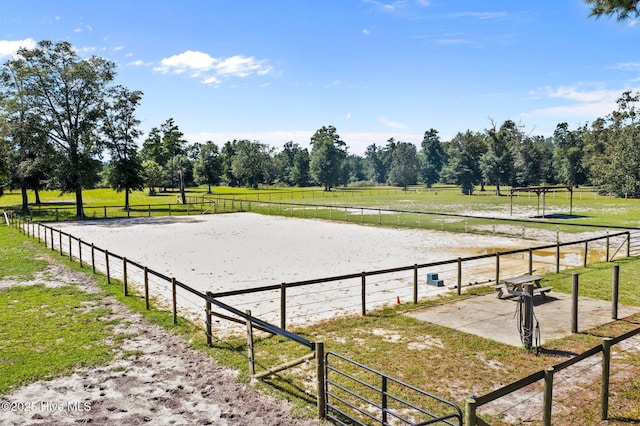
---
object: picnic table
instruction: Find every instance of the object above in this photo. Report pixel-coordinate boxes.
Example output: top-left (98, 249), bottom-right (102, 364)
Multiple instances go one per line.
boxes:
top-left (494, 274), bottom-right (552, 299)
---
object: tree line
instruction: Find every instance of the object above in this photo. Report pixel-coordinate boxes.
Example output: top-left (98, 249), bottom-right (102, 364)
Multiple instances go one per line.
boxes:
top-left (2, 40), bottom-right (640, 217)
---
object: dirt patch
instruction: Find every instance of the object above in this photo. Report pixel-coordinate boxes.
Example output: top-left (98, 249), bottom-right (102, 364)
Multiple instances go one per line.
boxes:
top-left (1, 255), bottom-right (319, 426)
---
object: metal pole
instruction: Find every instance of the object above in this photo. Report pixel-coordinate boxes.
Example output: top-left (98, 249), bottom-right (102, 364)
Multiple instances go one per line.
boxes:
top-left (144, 267), bottom-right (150, 310)
top-left (413, 264), bottom-right (418, 304)
top-left (316, 342), bottom-right (326, 419)
top-left (205, 292), bottom-right (212, 347)
top-left (246, 309), bottom-right (255, 376)
top-left (571, 274), bottom-right (579, 333)
top-left (361, 272), bottom-right (366, 316)
top-left (457, 257), bottom-right (462, 296)
top-left (123, 257), bottom-right (128, 296)
top-left (543, 367), bottom-right (554, 426)
top-left (601, 338), bottom-right (612, 421)
top-left (280, 283), bottom-right (286, 331)
top-left (172, 277), bottom-right (177, 325)
top-left (612, 265), bottom-right (619, 320)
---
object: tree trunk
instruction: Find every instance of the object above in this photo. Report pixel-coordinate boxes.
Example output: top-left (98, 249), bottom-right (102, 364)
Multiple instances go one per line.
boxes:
top-left (125, 188), bottom-right (130, 211)
top-left (179, 170), bottom-right (186, 205)
top-left (208, 183), bottom-right (211, 193)
top-left (75, 187), bottom-right (84, 218)
top-left (34, 188), bottom-right (41, 204)
top-left (20, 179), bottom-right (28, 211)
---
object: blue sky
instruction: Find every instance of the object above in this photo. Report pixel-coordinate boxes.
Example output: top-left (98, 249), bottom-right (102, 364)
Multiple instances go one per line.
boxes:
top-left (1, 0), bottom-right (639, 155)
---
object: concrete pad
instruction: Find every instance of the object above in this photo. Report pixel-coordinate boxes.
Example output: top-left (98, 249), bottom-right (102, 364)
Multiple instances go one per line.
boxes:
top-left (407, 292), bottom-right (640, 347)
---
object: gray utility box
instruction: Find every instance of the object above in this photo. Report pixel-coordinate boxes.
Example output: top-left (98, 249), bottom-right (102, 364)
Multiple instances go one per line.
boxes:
top-left (426, 273), bottom-right (444, 287)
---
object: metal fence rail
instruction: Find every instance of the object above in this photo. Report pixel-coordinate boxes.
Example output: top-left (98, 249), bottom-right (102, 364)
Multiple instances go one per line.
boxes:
top-left (326, 352), bottom-right (462, 425)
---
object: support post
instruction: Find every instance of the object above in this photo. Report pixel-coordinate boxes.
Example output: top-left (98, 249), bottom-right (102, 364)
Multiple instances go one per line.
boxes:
top-left (144, 267), bottom-right (150, 310)
top-left (246, 309), bottom-right (255, 376)
top-left (205, 291), bottom-right (212, 347)
top-left (601, 338), bottom-right (612, 421)
top-left (280, 282), bottom-right (286, 331)
top-left (68, 234), bottom-right (72, 261)
top-left (495, 253), bottom-right (500, 285)
top-left (465, 398), bottom-right (477, 426)
top-left (78, 239), bottom-right (83, 268)
top-left (316, 342), bottom-right (326, 419)
top-left (612, 265), bottom-right (619, 320)
top-left (543, 367), bottom-right (554, 426)
top-left (606, 231), bottom-right (610, 262)
top-left (91, 244), bottom-right (95, 273)
top-left (571, 273), bottom-right (579, 333)
top-left (105, 250), bottom-right (111, 284)
top-left (556, 242), bottom-right (560, 273)
top-left (457, 257), bottom-right (462, 296)
top-left (528, 248), bottom-right (533, 275)
top-left (172, 277), bottom-right (177, 325)
top-left (123, 257), bottom-right (128, 296)
top-left (413, 264), bottom-right (418, 304)
top-left (361, 272), bottom-right (366, 316)
top-left (584, 241), bottom-right (588, 268)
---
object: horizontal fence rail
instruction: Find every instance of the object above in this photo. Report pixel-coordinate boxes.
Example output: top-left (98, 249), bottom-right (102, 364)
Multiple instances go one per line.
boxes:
top-left (466, 327), bottom-right (640, 425)
top-left (326, 352), bottom-right (463, 426)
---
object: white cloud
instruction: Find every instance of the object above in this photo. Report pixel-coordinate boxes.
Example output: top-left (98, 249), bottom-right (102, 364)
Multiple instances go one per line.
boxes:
top-left (0, 38), bottom-right (36, 58)
top-left (216, 55), bottom-right (272, 77)
top-left (362, 28), bottom-right (371, 35)
top-left (155, 50), bottom-right (217, 75)
top-left (346, 112), bottom-right (352, 119)
top-left (612, 62), bottom-right (640, 71)
top-left (523, 86), bottom-right (636, 121)
top-left (378, 116), bottom-right (407, 129)
top-left (154, 50), bottom-right (272, 86)
top-left (324, 79), bottom-right (341, 88)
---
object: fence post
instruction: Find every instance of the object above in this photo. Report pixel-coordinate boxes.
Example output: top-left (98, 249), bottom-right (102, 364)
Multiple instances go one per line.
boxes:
top-left (543, 367), bottom-right (554, 426)
top-left (59, 231), bottom-right (62, 256)
top-left (495, 253), bottom-right (500, 285)
top-left (556, 242), bottom-right (560, 273)
top-left (68, 235), bottom-right (72, 261)
top-left (464, 398), bottom-right (477, 426)
top-left (627, 231), bottom-right (631, 257)
top-left (43, 225), bottom-right (48, 249)
top-left (413, 264), bottom-right (418, 304)
top-left (78, 239), bottom-right (83, 268)
top-left (584, 241), bottom-right (588, 268)
top-left (246, 309), bottom-right (255, 376)
top-left (361, 272), bottom-right (367, 316)
top-left (612, 265), bottom-right (619, 320)
top-left (457, 257), bottom-right (462, 296)
top-left (528, 248), bottom-right (533, 275)
top-left (172, 277), bottom-right (177, 325)
top-left (144, 267), bottom-right (150, 310)
top-left (51, 228), bottom-right (54, 252)
top-left (606, 231), bottom-right (610, 262)
top-left (571, 274), bottom-right (579, 333)
top-left (37, 223), bottom-right (40, 243)
top-left (123, 257), bottom-right (128, 296)
top-left (103, 206), bottom-right (107, 218)
top-left (205, 291), bottom-right (212, 347)
top-left (601, 337), bottom-right (612, 421)
top-left (316, 342), bottom-right (326, 419)
top-left (280, 283), bottom-right (286, 331)
top-left (105, 250), bottom-right (111, 284)
top-left (381, 375), bottom-right (388, 424)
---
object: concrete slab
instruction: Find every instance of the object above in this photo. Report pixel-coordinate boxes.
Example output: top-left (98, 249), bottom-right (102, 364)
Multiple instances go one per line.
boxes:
top-left (407, 292), bottom-right (640, 347)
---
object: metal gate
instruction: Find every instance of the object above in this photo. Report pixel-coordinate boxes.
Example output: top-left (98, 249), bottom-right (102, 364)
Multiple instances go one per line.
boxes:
top-left (325, 352), bottom-right (462, 425)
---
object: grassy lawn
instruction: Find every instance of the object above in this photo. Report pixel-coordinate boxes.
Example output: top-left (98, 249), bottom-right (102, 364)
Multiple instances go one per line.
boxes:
top-left (0, 225), bottom-right (118, 395)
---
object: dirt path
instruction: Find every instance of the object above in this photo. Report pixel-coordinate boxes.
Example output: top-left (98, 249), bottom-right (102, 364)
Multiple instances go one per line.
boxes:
top-left (0, 258), bottom-right (320, 426)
